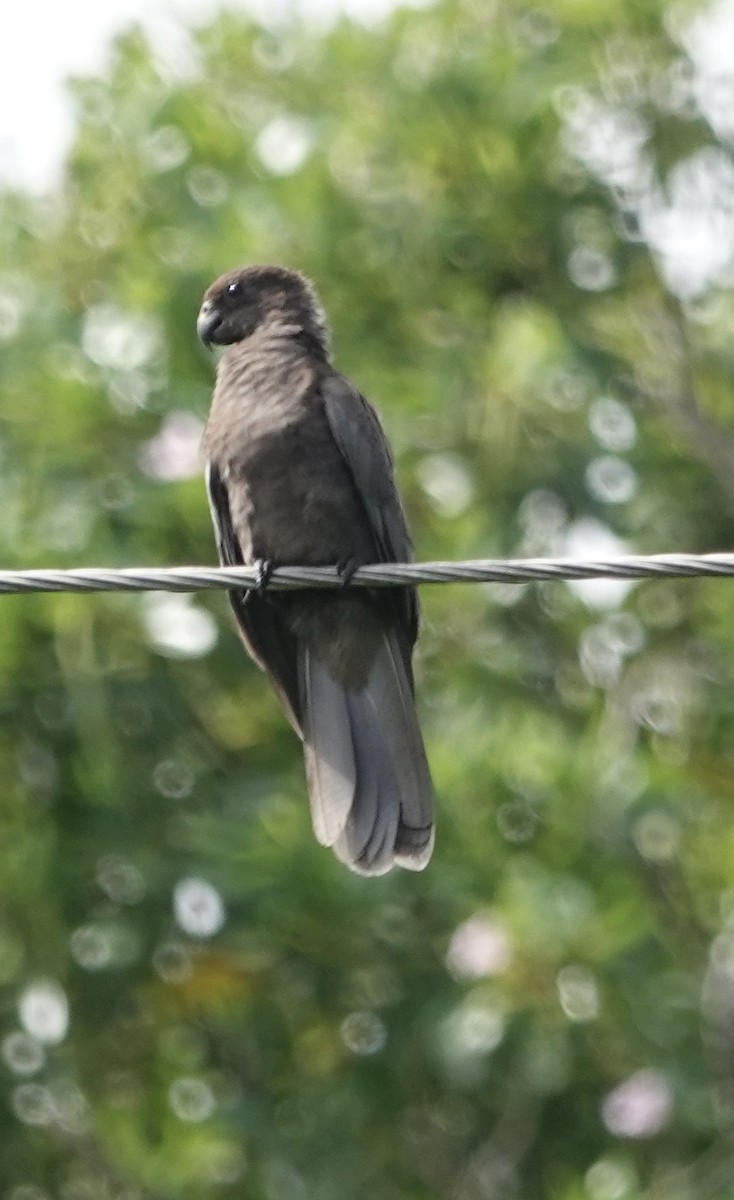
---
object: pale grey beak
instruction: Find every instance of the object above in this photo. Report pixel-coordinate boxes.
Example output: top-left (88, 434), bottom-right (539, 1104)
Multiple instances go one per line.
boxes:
top-left (196, 299), bottom-right (221, 347)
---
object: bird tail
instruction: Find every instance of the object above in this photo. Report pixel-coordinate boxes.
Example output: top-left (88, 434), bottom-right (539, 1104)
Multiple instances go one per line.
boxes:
top-left (300, 630), bottom-right (434, 876)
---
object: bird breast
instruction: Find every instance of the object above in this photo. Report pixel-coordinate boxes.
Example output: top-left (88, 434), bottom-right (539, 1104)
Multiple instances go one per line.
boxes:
top-left (205, 340), bottom-right (376, 567)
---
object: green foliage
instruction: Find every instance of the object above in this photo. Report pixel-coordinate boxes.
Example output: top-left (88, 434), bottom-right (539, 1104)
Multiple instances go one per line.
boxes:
top-left (2, 0), bottom-right (734, 1195)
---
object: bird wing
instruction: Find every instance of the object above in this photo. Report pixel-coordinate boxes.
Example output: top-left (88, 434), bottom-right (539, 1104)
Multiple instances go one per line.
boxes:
top-left (204, 460), bottom-right (241, 565)
top-left (205, 460), bottom-right (303, 734)
top-left (320, 372), bottom-right (419, 648)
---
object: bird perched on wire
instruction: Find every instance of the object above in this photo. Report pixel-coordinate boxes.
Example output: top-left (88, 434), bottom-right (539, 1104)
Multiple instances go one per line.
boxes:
top-left (197, 265), bottom-right (433, 875)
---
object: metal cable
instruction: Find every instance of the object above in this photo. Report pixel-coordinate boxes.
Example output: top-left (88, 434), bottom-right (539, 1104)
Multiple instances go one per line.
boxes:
top-left (0, 553), bottom-right (733, 594)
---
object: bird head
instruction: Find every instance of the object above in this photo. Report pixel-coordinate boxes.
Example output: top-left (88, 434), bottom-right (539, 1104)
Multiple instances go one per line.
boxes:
top-left (196, 265), bottom-right (329, 353)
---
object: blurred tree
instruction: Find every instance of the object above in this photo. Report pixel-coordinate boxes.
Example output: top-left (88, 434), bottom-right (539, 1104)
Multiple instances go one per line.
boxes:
top-left (3, 0), bottom-right (734, 1196)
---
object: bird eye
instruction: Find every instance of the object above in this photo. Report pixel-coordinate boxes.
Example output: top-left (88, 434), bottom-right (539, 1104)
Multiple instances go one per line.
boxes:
top-left (227, 281), bottom-right (241, 297)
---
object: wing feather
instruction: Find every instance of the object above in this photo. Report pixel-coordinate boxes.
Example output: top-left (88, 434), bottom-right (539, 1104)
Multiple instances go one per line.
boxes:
top-left (205, 459), bottom-right (302, 733)
top-left (321, 373), bottom-right (418, 647)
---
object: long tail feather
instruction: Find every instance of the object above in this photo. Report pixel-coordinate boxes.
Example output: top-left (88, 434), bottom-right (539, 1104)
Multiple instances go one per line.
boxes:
top-left (299, 631), bottom-right (433, 875)
top-left (301, 646), bottom-right (355, 846)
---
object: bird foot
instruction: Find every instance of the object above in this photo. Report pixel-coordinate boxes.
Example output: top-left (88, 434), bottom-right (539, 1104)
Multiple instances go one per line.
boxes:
top-left (336, 557), bottom-right (359, 587)
top-left (253, 558), bottom-right (275, 595)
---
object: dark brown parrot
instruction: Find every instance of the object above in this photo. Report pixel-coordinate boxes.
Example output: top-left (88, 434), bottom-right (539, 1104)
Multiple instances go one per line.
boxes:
top-left (197, 265), bottom-right (433, 875)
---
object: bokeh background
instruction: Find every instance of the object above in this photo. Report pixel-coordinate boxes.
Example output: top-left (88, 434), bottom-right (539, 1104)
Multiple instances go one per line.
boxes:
top-left (3, 0), bottom-right (734, 1195)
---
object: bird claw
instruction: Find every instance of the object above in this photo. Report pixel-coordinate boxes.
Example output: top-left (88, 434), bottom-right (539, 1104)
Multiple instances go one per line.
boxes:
top-left (336, 557), bottom-right (359, 587)
top-left (253, 558), bottom-right (275, 595)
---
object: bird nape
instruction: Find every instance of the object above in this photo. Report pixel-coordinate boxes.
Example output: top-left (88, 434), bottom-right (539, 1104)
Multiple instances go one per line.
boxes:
top-left (198, 264), bottom-right (433, 876)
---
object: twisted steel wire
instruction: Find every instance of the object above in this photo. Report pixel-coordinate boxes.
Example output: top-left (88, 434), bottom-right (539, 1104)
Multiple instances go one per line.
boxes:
top-left (0, 553), bottom-right (733, 594)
